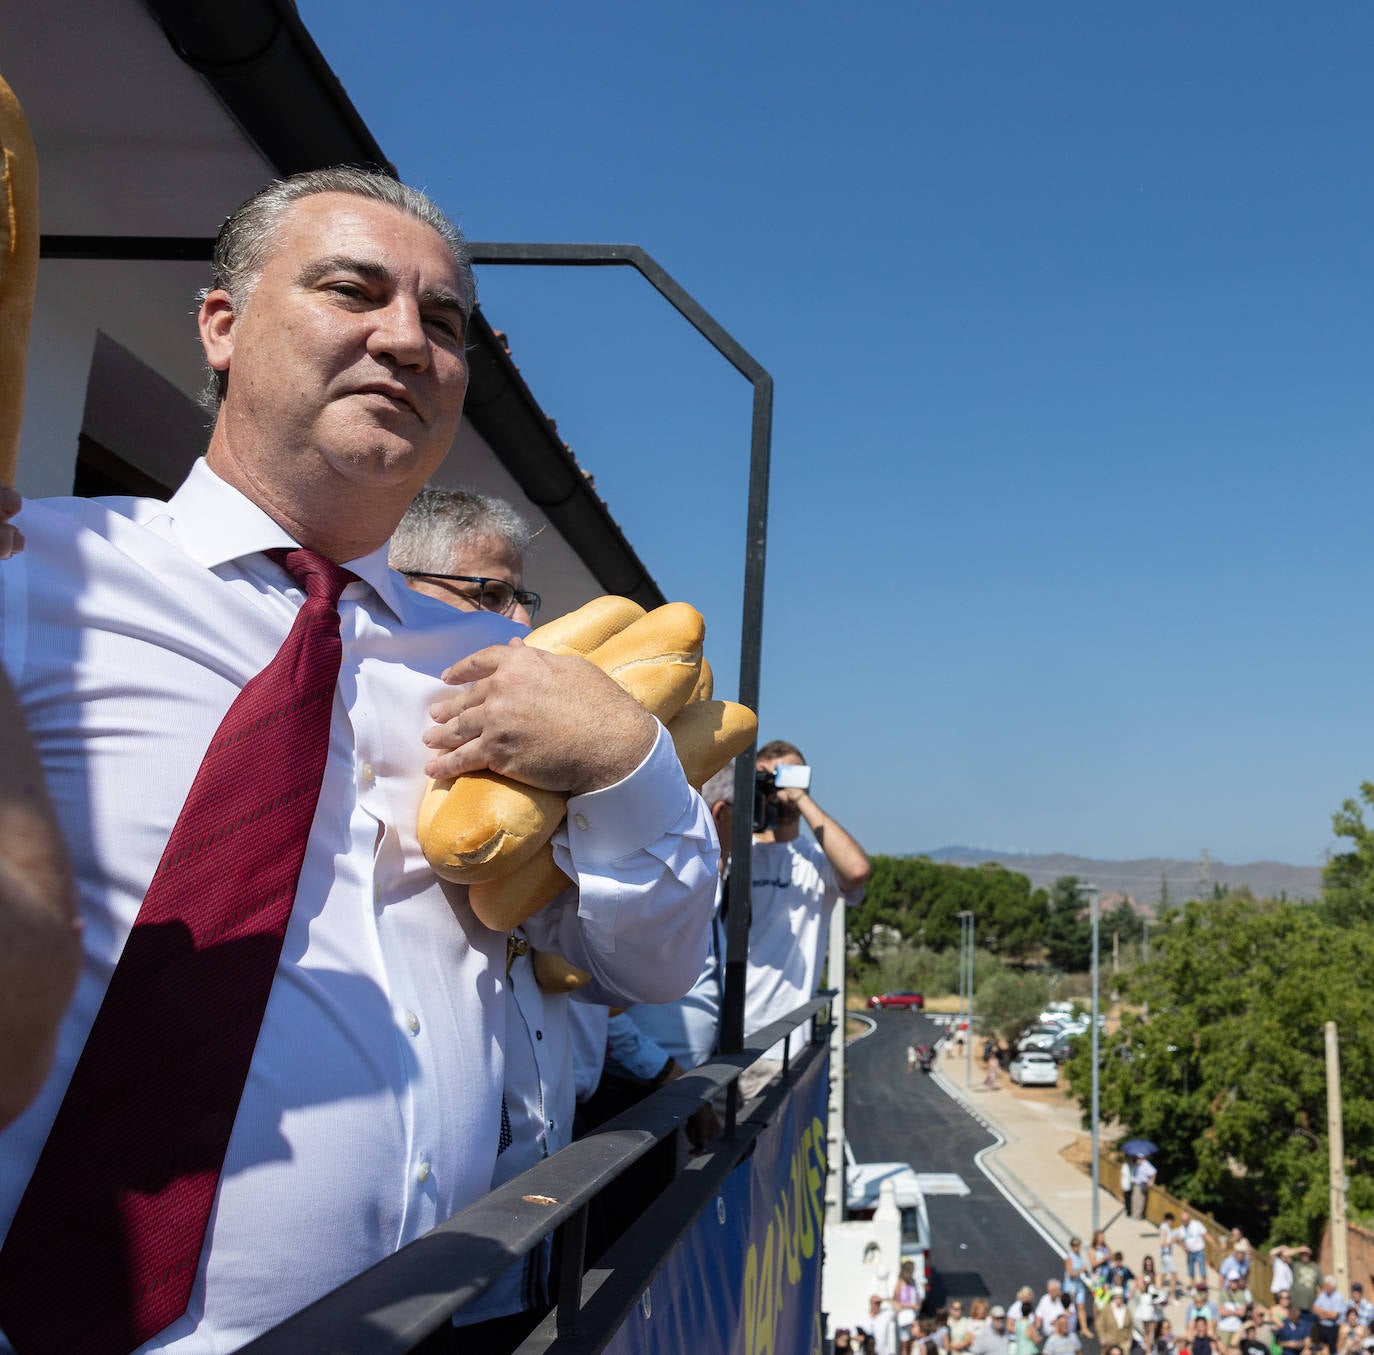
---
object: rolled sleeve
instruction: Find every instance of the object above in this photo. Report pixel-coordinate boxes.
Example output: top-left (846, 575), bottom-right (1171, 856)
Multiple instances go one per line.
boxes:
top-left (520, 724), bottom-right (719, 1006)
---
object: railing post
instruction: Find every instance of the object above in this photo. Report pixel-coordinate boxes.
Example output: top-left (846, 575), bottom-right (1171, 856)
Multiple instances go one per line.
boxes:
top-left (556, 1204), bottom-right (589, 1339)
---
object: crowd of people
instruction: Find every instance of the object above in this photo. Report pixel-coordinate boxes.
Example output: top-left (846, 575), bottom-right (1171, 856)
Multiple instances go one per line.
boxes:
top-left (832, 1221), bottom-right (1373, 1355)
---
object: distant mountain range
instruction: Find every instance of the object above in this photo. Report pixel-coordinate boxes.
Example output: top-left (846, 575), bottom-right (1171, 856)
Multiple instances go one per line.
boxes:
top-left (922, 847), bottom-right (1323, 908)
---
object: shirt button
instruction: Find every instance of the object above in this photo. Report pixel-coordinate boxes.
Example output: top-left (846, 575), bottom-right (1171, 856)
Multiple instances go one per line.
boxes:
top-left (361, 762), bottom-right (376, 788)
top-left (572, 813), bottom-right (589, 831)
top-left (535, 1030), bottom-right (543, 1041)
top-left (406, 1012), bottom-right (420, 1035)
top-left (416, 1161), bottom-right (431, 1183)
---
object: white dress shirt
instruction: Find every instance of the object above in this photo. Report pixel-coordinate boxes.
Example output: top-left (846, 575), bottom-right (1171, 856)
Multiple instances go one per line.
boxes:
top-left (744, 838), bottom-right (862, 1060)
top-left (0, 460), bottom-right (717, 1353)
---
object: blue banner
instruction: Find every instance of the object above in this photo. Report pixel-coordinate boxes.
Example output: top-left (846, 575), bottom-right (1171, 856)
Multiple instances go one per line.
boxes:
top-left (604, 1051), bottom-right (830, 1355)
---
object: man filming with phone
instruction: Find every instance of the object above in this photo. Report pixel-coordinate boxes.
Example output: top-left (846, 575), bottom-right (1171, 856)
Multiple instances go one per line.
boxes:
top-left (737, 739), bottom-right (871, 1101)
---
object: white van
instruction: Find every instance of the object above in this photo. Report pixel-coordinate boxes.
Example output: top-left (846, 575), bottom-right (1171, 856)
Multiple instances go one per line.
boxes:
top-left (843, 1141), bottom-right (934, 1302)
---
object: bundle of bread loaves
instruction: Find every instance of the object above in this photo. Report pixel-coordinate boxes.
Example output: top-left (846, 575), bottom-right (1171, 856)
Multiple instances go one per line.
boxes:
top-left (1, 72), bottom-right (40, 487)
top-left (417, 595), bottom-right (757, 933)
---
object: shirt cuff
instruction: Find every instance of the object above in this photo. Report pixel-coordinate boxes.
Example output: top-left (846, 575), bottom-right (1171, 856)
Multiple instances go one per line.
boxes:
top-left (561, 722), bottom-right (692, 863)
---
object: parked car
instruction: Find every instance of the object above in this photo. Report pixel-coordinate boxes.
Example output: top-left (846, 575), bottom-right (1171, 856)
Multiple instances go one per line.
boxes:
top-left (1008, 1050), bottom-right (1060, 1086)
top-left (867, 991), bottom-right (924, 1011)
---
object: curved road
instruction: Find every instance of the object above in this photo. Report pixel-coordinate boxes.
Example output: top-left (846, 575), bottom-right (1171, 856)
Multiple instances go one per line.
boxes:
top-left (846, 1011), bottom-right (1065, 1308)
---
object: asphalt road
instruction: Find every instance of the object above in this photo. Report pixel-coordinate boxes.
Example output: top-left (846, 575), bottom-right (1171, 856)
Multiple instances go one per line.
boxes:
top-left (846, 1010), bottom-right (1065, 1310)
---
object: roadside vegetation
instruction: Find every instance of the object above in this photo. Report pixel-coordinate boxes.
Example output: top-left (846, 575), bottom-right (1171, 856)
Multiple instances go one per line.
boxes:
top-left (849, 780), bottom-right (1374, 1249)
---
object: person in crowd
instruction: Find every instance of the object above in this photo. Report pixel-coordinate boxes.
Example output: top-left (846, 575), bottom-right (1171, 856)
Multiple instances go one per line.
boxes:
top-left (1133, 1255), bottom-right (1166, 1347)
top-left (835, 1328), bottom-right (855, 1353)
top-left (1290, 1246), bottom-right (1322, 1317)
top-left (1181, 1210), bottom-right (1211, 1288)
top-left (971, 1306), bottom-right (1012, 1355)
top-left (1066, 1237), bottom-right (1092, 1334)
top-left (1276, 1294), bottom-right (1313, 1353)
top-left (732, 739), bottom-right (870, 1101)
top-left (1220, 1241), bottom-right (1252, 1287)
top-left (1218, 1272), bottom-right (1254, 1344)
top-left (1108, 1252), bottom-right (1137, 1293)
top-left (1313, 1277), bottom-right (1348, 1352)
top-left (970, 1298), bottom-right (992, 1334)
top-left (908, 1043), bottom-right (919, 1073)
top-left (1133, 1156), bottom-right (1158, 1220)
top-left (1043, 1311), bottom-right (1083, 1355)
top-left (1098, 1286), bottom-right (1141, 1355)
top-left (1160, 1213), bottom-right (1183, 1302)
top-left (1189, 1315), bottom-right (1223, 1355)
top-left (1122, 1156), bottom-right (1138, 1214)
top-left (949, 1299), bottom-right (974, 1352)
top-left (0, 167), bottom-right (718, 1354)
top-left (1269, 1292), bottom-right (1296, 1333)
top-left (1012, 1296), bottom-right (1044, 1355)
top-left (892, 1260), bottom-right (920, 1355)
top-left (1092, 1229), bottom-right (1114, 1279)
top-left (1270, 1250), bottom-right (1296, 1304)
top-left (872, 1294), bottom-right (900, 1355)
top-left (1154, 1318), bottom-right (1178, 1355)
top-left (1036, 1281), bottom-right (1075, 1336)
top-left (1349, 1283), bottom-right (1374, 1330)
top-left (1186, 1283), bottom-right (1220, 1337)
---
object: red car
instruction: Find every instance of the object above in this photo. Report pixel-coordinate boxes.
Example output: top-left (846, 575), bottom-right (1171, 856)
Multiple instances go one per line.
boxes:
top-left (867, 991), bottom-right (925, 1011)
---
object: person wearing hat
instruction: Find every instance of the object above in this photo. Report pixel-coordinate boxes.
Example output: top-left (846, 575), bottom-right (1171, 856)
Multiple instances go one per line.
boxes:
top-left (1098, 1286), bottom-right (1142, 1355)
top-left (1291, 1247), bottom-right (1322, 1317)
top-left (971, 1306), bottom-right (1013, 1355)
top-left (1221, 1240), bottom-right (1253, 1287)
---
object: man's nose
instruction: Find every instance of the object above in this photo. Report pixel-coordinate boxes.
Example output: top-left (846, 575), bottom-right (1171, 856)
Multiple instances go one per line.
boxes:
top-left (369, 295), bottom-right (429, 368)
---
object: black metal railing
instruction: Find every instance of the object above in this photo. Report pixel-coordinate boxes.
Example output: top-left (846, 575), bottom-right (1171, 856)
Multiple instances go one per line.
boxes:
top-left (237, 993), bottom-right (836, 1355)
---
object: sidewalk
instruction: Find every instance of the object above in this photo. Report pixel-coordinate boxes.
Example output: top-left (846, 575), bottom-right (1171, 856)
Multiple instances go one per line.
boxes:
top-left (935, 1057), bottom-right (1203, 1326)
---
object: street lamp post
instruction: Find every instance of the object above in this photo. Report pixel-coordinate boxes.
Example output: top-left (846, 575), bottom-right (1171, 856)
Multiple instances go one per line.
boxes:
top-left (956, 911), bottom-right (974, 1086)
top-left (1085, 881), bottom-right (1102, 1237)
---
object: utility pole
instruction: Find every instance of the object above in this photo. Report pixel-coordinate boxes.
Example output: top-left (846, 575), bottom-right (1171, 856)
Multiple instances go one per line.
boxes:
top-left (1327, 1022), bottom-right (1348, 1288)
top-left (1142, 919), bottom-right (1151, 1020)
top-left (1112, 926), bottom-right (1119, 976)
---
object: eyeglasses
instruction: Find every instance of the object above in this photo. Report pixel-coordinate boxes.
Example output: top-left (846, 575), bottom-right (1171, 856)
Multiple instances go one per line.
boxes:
top-left (401, 571), bottom-right (541, 620)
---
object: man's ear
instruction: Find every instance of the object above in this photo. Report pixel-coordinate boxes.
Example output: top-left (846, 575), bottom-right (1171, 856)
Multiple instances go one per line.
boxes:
top-left (198, 288), bottom-right (236, 376)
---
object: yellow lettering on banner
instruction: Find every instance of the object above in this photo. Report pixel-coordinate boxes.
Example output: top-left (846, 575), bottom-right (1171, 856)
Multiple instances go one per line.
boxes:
top-left (755, 1219), bottom-right (777, 1355)
top-left (809, 1116), bottom-right (828, 1239)
top-left (794, 1127), bottom-right (816, 1260)
top-left (743, 1242), bottom-right (760, 1355)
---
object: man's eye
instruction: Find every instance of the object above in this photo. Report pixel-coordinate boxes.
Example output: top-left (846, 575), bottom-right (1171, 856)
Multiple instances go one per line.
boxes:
top-left (426, 316), bottom-right (461, 341)
top-left (328, 281), bottom-right (368, 299)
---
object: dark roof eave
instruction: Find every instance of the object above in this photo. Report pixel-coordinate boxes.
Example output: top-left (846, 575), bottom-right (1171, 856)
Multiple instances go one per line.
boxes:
top-left (142, 0), bottom-right (665, 609)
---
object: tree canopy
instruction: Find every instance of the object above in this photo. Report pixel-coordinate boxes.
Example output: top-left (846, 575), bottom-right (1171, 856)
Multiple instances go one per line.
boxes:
top-left (1063, 892), bottom-right (1374, 1245)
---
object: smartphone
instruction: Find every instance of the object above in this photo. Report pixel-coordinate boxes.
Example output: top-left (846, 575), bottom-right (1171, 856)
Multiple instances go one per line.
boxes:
top-left (773, 764), bottom-right (812, 791)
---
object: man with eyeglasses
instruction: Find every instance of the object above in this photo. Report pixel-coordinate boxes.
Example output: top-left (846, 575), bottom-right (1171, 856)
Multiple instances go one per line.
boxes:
top-left (390, 485), bottom-right (541, 624)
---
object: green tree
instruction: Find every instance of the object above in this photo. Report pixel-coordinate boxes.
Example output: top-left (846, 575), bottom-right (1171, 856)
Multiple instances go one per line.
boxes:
top-left (1044, 876), bottom-right (1092, 971)
top-left (1063, 894), bottom-right (1374, 1245)
top-left (975, 968), bottom-right (1052, 1048)
top-left (1322, 782), bottom-right (1374, 926)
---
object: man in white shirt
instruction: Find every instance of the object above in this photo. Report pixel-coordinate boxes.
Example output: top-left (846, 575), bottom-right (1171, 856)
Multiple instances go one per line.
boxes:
top-left (1181, 1209), bottom-right (1210, 1287)
top-left (0, 169), bottom-right (717, 1354)
top-left (1132, 1156), bottom-right (1157, 1220)
top-left (737, 740), bottom-right (870, 1100)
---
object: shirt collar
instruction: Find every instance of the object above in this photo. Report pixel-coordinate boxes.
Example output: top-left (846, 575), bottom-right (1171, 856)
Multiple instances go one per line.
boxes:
top-left (167, 458), bottom-right (413, 621)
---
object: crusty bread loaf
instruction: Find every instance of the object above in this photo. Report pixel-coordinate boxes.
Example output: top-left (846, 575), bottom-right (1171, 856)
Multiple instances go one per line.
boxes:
top-left (467, 843), bottom-right (569, 930)
top-left (584, 602), bottom-right (704, 723)
top-left (420, 771), bottom-right (566, 883)
top-left (0, 74), bottom-right (39, 488)
top-left (531, 947), bottom-right (591, 994)
top-left (419, 593), bottom-right (649, 884)
top-left (524, 595), bottom-right (644, 657)
top-left (690, 658), bottom-right (714, 704)
top-left (667, 700), bottom-right (759, 789)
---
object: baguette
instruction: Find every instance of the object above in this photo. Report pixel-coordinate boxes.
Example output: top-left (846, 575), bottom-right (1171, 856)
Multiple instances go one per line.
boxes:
top-left (584, 602), bottom-right (704, 723)
top-left (419, 598), bottom-right (705, 885)
top-left (467, 843), bottom-right (569, 930)
top-left (0, 74), bottom-right (39, 488)
top-left (666, 699), bottom-right (759, 789)
top-left (690, 658), bottom-right (713, 704)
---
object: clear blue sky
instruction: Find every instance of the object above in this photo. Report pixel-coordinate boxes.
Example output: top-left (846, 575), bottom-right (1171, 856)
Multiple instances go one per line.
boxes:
top-left (301, 1), bottom-right (1374, 868)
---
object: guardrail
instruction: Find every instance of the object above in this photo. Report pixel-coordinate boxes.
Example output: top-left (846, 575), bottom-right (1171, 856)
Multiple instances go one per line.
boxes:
top-left (238, 993), bottom-right (837, 1354)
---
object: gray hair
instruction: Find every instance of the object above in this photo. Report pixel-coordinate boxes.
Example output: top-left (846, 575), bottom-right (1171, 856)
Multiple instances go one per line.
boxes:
top-left (389, 486), bottom-right (532, 574)
top-left (199, 165), bottom-right (475, 411)
top-left (700, 760), bottom-right (736, 807)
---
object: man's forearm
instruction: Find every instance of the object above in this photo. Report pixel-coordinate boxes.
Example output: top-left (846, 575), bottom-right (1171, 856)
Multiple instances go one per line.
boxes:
top-left (0, 667), bottom-right (81, 1127)
top-left (796, 794), bottom-right (870, 891)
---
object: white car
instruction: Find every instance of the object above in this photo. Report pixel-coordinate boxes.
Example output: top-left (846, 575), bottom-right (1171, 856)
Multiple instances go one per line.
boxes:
top-left (1008, 1050), bottom-right (1059, 1086)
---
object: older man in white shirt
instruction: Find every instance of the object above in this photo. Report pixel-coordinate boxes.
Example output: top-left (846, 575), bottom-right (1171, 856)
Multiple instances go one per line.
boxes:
top-left (0, 168), bottom-right (716, 1355)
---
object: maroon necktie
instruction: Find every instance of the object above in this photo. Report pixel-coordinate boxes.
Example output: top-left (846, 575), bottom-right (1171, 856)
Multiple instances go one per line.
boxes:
top-left (0, 548), bottom-right (355, 1355)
